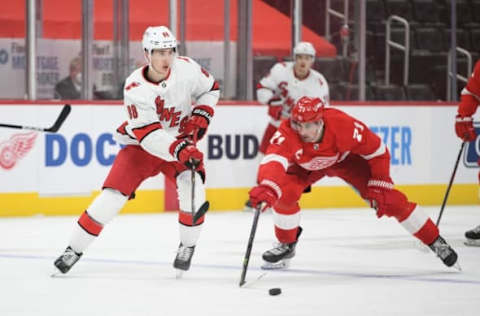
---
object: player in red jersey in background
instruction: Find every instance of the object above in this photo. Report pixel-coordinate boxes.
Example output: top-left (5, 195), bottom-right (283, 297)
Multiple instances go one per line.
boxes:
top-left (454, 59), bottom-right (480, 246)
top-left (249, 96), bottom-right (460, 269)
top-left (53, 25), bottom-right (219, 275)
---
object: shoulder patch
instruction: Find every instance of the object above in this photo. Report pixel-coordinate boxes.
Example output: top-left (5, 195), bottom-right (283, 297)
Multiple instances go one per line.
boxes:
top-left (177, 56), bottom-right (191, 63)
top-left (125, 81), bottom-right (140, 91)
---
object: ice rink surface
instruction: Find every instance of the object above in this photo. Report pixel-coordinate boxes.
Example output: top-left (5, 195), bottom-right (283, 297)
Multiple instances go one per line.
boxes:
top-left (1, 206), bottom-right (479, 316)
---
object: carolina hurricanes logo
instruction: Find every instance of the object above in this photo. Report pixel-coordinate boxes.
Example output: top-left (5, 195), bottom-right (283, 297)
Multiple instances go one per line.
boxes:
top-left (0, 132), bottom-right (37, 170)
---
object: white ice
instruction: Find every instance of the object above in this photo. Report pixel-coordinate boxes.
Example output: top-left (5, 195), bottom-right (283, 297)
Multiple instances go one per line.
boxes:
top-left (1, 206), bottom-right (479, 316)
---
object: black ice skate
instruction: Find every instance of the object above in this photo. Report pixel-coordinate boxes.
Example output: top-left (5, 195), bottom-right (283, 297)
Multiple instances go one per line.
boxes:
top-left (53, 246), bottom-right (82, 274)
top-left (174, 243), bottom-right (195, 278)
top-left (262, 227), bottom-right (303, 270)
top-left (465, 225), bottom-right (480, 247)
top-left (428, 236), bottom-right (460, 270)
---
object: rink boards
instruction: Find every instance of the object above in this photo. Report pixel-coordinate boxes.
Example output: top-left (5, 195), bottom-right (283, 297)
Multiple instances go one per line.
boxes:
top-left (0, 101), bottom-right (477, 216)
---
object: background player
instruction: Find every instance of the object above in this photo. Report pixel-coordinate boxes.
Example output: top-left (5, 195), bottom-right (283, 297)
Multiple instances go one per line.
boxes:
top-left (249, 96), bottom-right (459, 270)
top-left (53, 25), bottom-right (220, 275)
top-left (454, 59), bottom-right (480, 246)
top-left (245, 41), bottom-right (330, 210)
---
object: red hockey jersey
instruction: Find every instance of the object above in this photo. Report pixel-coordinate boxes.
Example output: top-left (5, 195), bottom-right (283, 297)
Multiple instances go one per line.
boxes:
top-left (458, 60), bottom-right (480, 117)
top-left (258, 108), bottom-right (390, 195)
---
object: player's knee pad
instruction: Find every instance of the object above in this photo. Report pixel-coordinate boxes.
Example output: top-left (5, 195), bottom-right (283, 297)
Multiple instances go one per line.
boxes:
top-left (177, 170), bottom-right (206, 214)
top-left (379, 189), bottom-right (410, 219)
top-left (276, 183), bottom-right (304, 210)
top-left (86, 188), bottom-right (128, 225)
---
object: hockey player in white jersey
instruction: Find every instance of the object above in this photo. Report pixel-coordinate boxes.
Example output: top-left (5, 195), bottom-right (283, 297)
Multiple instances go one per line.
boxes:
top-left (256, 41), bottom-right (330, 154)
top-left (245, 42), bottom-right (330, 210)
top-left (54, 25), bottom-right (220, 275)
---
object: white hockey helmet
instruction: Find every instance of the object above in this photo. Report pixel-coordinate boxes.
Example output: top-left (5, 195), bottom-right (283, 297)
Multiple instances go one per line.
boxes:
top-left (142, 26), bottom-right (177, 54)
top-left (293, 41), bottom-right (316, 57)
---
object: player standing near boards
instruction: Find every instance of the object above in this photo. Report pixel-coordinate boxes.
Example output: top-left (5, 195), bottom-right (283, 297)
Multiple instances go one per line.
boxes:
top-left (454, 59), bottom-right (480, 246)
top-left (245, 41), bottom-right (329, 211)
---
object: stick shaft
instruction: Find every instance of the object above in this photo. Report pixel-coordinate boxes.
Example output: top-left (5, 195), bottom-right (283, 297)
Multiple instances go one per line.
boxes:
top-left (436, 141), bottom-right (465, 226)
top-left (239, 205), bottom-right (262, 287)
top-left (0, 104), bottom-right (71, 133)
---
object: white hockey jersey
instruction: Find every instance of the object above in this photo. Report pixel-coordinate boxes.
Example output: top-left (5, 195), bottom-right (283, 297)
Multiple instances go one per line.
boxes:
top-left (115, 56), bottom-right (219, 161)
top-left (257, 61), bottom-right (329, 125)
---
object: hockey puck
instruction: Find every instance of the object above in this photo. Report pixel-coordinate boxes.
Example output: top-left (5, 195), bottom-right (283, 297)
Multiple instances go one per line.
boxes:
top-left (269, 288), bottom-right (282, 296)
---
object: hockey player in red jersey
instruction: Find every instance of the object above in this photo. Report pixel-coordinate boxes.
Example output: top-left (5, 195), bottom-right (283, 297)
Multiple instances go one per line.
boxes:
top-left (245, 42), bottom-right (329, 211)
top-left (249, 96), bottom-right (459, 269)
top-left (53, 26), bottom-right (220, 275)
top-left (454, 59), bottom-right (480, 246)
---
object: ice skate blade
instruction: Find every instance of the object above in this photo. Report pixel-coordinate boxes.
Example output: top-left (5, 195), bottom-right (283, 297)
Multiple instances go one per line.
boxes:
top-left (464, 239), bottom-right (480, 247)
top-left (50, 267), bottom-right (64, 277)
top-left (175, 269), bottom-right (184, 279)
top-left (452, 261), bottom-right (462, 272)
top-left (261, 259), bottom-right (290, 270)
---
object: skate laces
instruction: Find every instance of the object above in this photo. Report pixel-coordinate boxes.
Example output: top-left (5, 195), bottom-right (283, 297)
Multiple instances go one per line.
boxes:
top-left (432, 240), bottom-right (452, 259)
top-left (268, 243), bottom-right (290, 255)
top-left (472, 225), bottom-right (480, 233)
top-left (177, 245), bottom-right (194, 262)
top-left (62, 248), bottom-right (80, 265)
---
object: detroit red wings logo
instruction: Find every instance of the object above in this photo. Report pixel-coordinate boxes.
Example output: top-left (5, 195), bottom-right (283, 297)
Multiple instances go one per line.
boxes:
top-left (298, 153), bottom-right (340, 171)
top-left (0, 132), bottom-right (37, 170)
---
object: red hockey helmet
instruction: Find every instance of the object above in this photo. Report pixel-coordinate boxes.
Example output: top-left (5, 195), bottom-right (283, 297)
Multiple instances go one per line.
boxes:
top-left (291, 97), bottom-right (325, 123)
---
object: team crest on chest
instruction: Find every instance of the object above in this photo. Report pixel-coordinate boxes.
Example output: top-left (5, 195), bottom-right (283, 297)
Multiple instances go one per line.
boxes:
top-left (299, 154), bottom-right (339, 171)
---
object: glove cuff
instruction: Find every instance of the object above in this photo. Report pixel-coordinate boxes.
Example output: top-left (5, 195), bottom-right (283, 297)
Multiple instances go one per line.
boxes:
top-left (169, 139), bottom-right (189, 160)
top-left (192, 105), bottom-right (214, 124)
top-left (268, 97), bottom-right (283, 106)
top-left (259, 179), bottom-right (282, 198)
top-left (455, 115), bottom-right (473, 123)
top-left (367, 179), bottom-right (394, 190)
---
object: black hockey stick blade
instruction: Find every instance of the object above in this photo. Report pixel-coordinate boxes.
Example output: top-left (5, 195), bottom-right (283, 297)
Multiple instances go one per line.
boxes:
top-left (45, 104), bottom-right (71, 132)
top-left (0, 104), bottom-right (71, 133)
top-left (192, 200), bottom-right (210, 224)
top-left (239, 203), bottom-right (263, 287)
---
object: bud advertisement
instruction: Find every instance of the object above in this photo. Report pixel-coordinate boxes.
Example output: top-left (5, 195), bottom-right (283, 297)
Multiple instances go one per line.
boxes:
top-left (0, 102), bottom-right (475, 216)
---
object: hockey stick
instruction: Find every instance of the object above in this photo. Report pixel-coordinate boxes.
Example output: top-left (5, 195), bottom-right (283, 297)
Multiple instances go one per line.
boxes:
top-left (193, 201), bottom-right (209, 224)
top-left (190, 130), bottom-right (198, 225)
top-left (239, 203), bottom-right (264, 287)
top-left (189, 129), bottom-right (210, 225)
top-left (436, 141), bottom-right (466, 226)
top-left (0, 104), bottom-right (71, 133)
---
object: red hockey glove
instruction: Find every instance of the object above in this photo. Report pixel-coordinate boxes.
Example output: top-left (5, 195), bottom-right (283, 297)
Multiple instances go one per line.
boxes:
top-left (170, 139), bottom-right (203, 170)
top-left (183, 105), bottom-right (214, 141)
top-left (455, 115), bottom-right (476, 141)
top-left (249, 185), bottom-right (278, 210)
top-left (267, 97), bottom-right (284, 120)
top-left (364, 177), bottom-right (395, 217)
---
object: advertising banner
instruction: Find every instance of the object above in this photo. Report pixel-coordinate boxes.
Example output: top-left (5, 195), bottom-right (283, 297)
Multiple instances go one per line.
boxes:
top-left (0, 102), bottom-right (476, 215)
